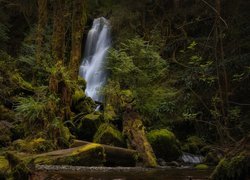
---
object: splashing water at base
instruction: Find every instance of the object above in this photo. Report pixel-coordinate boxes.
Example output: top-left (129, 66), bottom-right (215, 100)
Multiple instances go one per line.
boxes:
top-left (79, 17), bottom-right (111, 102)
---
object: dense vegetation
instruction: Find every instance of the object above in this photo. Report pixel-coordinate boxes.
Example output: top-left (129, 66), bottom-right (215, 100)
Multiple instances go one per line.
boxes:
top-left (0, 0), bottom-right (249, 179)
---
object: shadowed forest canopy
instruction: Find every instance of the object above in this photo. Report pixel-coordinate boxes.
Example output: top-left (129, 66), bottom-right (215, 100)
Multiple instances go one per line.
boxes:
top-left (0, 0), bottom-right (249, 179)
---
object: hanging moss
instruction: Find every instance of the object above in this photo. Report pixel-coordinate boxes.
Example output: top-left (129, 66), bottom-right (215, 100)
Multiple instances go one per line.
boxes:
top-left (211, 154), bottom-right (250, 180)
top-left (93, 123), bottom-right (125, 147)
top-left (147, 129), bottom-right (182, 161)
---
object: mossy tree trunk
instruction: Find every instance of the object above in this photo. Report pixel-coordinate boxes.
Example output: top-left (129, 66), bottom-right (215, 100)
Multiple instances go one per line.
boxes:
top-left (123, 108), bottom-right (158, 167)
top-left (34, 0), bottom-right (47, 83)
top-left (69, 0), bottom-right (87, 80)
top-left (52, 0), bottom-right (66, 63)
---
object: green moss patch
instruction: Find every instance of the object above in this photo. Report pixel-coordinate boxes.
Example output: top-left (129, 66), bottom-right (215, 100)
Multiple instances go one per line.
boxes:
top-left (147, 129), bottom-right (181, 161)
top-left (12, 138), bottom-right (54, 153)
top-left (195, 164), bottom-right (209, 170)
top-left (93, 123), bottom-right (125, 147)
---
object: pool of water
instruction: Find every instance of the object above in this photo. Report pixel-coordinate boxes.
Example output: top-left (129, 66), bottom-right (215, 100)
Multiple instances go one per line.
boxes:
top-left (31, 165), bottom-right (213, 180)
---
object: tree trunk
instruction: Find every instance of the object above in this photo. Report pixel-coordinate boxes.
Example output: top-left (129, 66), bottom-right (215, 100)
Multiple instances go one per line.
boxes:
top-left (123, 108), bottom-right (158, 167)
top-left (69, 0), bottom-right (87, 79)
top-left (52, 0), bottom-right (65, 63)
top-left (34, 0), bottom-right (47, 83)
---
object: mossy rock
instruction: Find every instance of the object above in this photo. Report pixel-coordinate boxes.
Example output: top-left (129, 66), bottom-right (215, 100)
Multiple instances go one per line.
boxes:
top-left (77, 112), bottom-right (102, 141)
top-left (0, 121), bottom-right (12, 147)
top-left (34, 144), bottom-right (105, 166)
top-left (195, 164), bottom-right (209, 170)
top-left (12, 138), bottom-right (54, 153)
top-left (147, 129), bottom-right (181, 161)
top-left (73, 96), bottom-right (96, 114)
top-left (93, 123), bottom-right (125, 147)
top-left (72, 89), bottom-right (86, 105)
top-left (77, 76), bottom-right (86, 90)
top-left (211, 154), bottom-right (250, 180)
top-left (104, 104), bottom-right (117, 121)
top-left (182, 136), bottom-right (205, 154)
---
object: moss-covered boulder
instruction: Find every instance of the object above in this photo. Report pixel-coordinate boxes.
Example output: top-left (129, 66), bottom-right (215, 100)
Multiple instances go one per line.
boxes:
top-left (147, 129), bottom-right (182, 162)
top-left (12, 138), bottom-right (54, 153)
top-left (77, 112), bottom-right (102, 141)
top-left (211, 154), bottom-right (250, 180)
top-left (93, 123), bottom-right (125, 147)
top-left (182, 136), bottom-right (205, 154)
top-left (34, 144), bottom-right (105, 166)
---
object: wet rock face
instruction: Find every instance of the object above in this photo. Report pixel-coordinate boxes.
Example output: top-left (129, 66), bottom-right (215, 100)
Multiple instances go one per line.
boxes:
top-left (147, 129), bottom-right (182, 162)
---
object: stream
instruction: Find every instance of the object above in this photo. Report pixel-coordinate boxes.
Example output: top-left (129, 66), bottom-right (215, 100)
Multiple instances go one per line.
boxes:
top-left (31, 165), bottom-right (213, 180)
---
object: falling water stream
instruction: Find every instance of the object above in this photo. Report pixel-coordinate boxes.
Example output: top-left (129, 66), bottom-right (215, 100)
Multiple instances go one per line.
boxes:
top-left (79, 17), bottom-right (111, 103)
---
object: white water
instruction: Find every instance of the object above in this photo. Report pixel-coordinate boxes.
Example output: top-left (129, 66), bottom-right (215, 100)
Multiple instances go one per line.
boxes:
top-left (180, 152), bottom-right (204, 164)
top-left (79, 17), bottom-right (111, 102)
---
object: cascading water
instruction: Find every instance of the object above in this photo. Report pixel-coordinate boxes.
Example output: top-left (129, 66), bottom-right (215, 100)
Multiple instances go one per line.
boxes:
top-left (79, 17), bottom-right (111, 103)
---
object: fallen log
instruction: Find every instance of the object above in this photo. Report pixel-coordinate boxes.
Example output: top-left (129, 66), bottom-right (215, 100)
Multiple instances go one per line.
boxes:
top-left (71, 140), bottom-right (138, 166)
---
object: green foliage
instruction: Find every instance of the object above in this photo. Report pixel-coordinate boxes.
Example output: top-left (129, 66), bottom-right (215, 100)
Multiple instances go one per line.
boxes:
top-left (147, 129), bottom-right (182, 161)
top-left (16, 96), bottom-right (47, 129)
top-left (211, 155), bottom-right (250, 180)
top-left (182, 136), bottom-right (205, 154)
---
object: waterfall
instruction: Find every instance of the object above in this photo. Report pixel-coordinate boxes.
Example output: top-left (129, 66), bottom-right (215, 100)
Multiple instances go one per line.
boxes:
top-left (79, 17), bottom-right (111, 102)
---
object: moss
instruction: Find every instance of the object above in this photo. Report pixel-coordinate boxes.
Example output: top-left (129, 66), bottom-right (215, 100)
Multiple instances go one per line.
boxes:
top-left (13, 138), bottom-right (53, 153)
top-left (104, 104), bottom-right (117, 121)
top-left (77, 76), bottom-right (86, 90)
top-left (195, 164), bottom-right (209, 170)
top-left (123, 112), bottom-right (157, 167)
top-left (73, 96), bottom-right (95, 114)
top-left (182, 136), bottom-right (205, 154)
top-left (11, 73), bottom-right (34, 91)
top-left (147, 129), bottom-right (182, 161)
top-left (0, 156), bottom-right (9, 172)
top-left (93, 123), bottom-right (125, 147)
top-left (72, 89), bottom-right (85, 105)
top-left (211, 155), bottom-right (250, 180)
top-left (34, 144), bottom-right (105, 166)
top-left (77, 112), bottom-right (102, 141)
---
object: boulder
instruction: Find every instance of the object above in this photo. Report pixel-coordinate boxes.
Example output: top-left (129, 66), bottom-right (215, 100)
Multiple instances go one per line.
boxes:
top-left (76, 112), bottom-right (102, 141)
top-left (147, 129), bottom-right (182, 162)
top-left (93, 123), bottom-right (125, 147)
